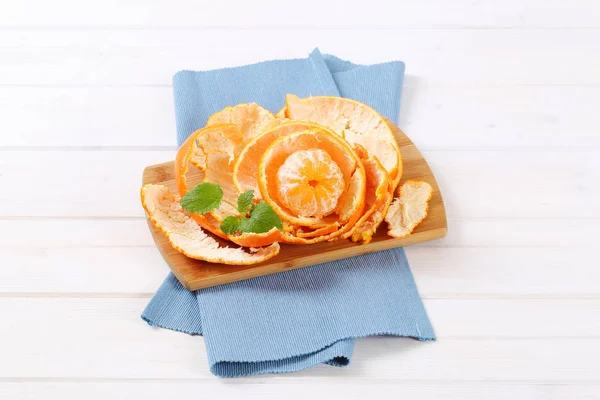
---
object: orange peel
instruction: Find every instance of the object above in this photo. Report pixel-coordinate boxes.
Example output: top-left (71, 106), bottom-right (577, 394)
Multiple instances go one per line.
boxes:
top-left (342, 145), bottom-right (390, 242)
top-left (141, 184), bottom-right (279, 264)
top-left (258, 129), bottom-right (365, 228)
top-left (189, 124), bottom-right (244, 171)
top-left (174, 124), bottom-right (238, 240)
top-left (146, 97), bottom-right (429, 262)
top-left (174, 124), bottom-right (282, 246)
top-left (284, 94), bottom-right (403, 189)
top-left (232, 120), bottom-right (344, 196)
top-left (349, 185), bottom-right (394, 244)
top-left (295, 223), bottom-right (340, 238)
top-left (385, 180), bottom-right (433, 239)
top-left (207, 103), bottom-right (281, 143)
top-left (227, 227), bottom-right (286, 248)
top-left (202, 150), bottom-right (241, 222)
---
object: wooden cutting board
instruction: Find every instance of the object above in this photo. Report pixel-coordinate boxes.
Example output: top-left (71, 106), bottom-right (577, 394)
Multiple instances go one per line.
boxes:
top-left (142, 122), bottom-right (447, 290)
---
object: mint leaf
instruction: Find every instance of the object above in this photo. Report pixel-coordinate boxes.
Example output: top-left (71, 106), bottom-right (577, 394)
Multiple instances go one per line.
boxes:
top-left (237, 190), bottom-right (254, 214)
top-left (220, 216), bottom-right (241, 235)
top-left (180, 182), bottom-right (223, 214)
top-left (238, 201), bottom-right (283, 234)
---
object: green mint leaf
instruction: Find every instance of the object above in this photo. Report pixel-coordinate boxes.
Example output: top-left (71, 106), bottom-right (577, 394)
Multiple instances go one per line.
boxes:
top-left (220, 216), bottom-right (241, 235)
top-left (238, 201), bottom-right (283, 234)
top-left (180, 182), bottom-right (223, 214)
top-left (237, 190), bottom-right (255, 214)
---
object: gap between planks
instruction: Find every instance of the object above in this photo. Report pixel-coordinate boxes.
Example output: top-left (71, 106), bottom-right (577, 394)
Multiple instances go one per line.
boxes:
top-left (2, 26), bottom-right (600, 31)
top-left (1, 292), bottom-right (599, 300)
top-left (1, 377), bottom-right (599, 384)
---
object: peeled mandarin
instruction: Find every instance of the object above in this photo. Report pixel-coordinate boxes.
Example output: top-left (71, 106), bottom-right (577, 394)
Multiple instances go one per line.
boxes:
top-left (276, 149), bottom-right (344, 218)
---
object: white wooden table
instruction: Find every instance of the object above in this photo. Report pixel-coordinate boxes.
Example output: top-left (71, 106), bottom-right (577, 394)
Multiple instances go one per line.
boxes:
top-left (1, 1), bottom-right (599, 398)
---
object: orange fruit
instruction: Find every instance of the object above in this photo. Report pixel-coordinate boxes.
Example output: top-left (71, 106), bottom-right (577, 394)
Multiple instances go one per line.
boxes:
top-left (385, 180), bottom-right (433, 238)
top-left (276, 149), bottom-right (345, 218)
top-left (258, 129), bottom-right (365, 228)
top-left (140, 184), bottom-right (280, 264)
top-left (233, 121), bottom-right (344, 196)
top-left (284, 94), bottom-right (403, 189)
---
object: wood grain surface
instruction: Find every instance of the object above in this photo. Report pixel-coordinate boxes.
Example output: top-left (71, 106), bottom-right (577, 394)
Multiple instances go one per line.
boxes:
top-left (142, 122), bottom-right (447, 290)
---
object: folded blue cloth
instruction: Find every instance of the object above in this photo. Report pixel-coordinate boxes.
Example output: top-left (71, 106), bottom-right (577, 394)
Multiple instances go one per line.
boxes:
top-left (142, 48), bottom-right (435, 377)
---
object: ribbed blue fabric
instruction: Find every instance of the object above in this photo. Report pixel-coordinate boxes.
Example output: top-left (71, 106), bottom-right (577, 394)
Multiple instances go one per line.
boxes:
top-left (142, 48), bottom-right (435, 377)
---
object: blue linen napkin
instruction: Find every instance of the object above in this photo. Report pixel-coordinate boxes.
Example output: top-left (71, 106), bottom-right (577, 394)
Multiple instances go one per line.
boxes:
top-left (142, 48), bottom-right (435, 377)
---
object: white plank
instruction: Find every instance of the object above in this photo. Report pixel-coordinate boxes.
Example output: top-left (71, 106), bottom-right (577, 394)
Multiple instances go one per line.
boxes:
top-left (0, 150), bottom-right (172, 217)
top-left (1, 85), bottom-right (598, 149)
top-left (0, 30), bottom-right (598, 85)
top-left (0, 87), bottom-right (177, 148)
top-left (401, 84), bottom-right (600, 150)
top-left (422, 218), bottom-right (599, 248)
top-left (0, 246), bottom-right (597, 297)
top-left (426, 299), bottom-right (600, 338)
top-left (1, 150), bottom-right (597, 218)
top-left (0, 218), bottom-right (595, 248)
top-left (0, 220), bottom-right (154, 248)
top-left (0, 298), bottom-right (599, 379)
top-left (1, 0), bottom-right (598, 28)
top-left (2, 382), bottom-right (599, 400)
top-left (408, 247), bottom-right (600, 298)
top-left (0, 247), bottom-right (166, 294)
top-left (425, 149), bottom-right (600, 219)
top-left (5, 298), bottom-right (599, 339)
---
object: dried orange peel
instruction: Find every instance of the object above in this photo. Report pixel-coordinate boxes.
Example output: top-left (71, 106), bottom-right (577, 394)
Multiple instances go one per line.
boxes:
top-left (141, 184), bottom-right (280, 264)
top-left (142, 96), bottom-right (434, 265)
